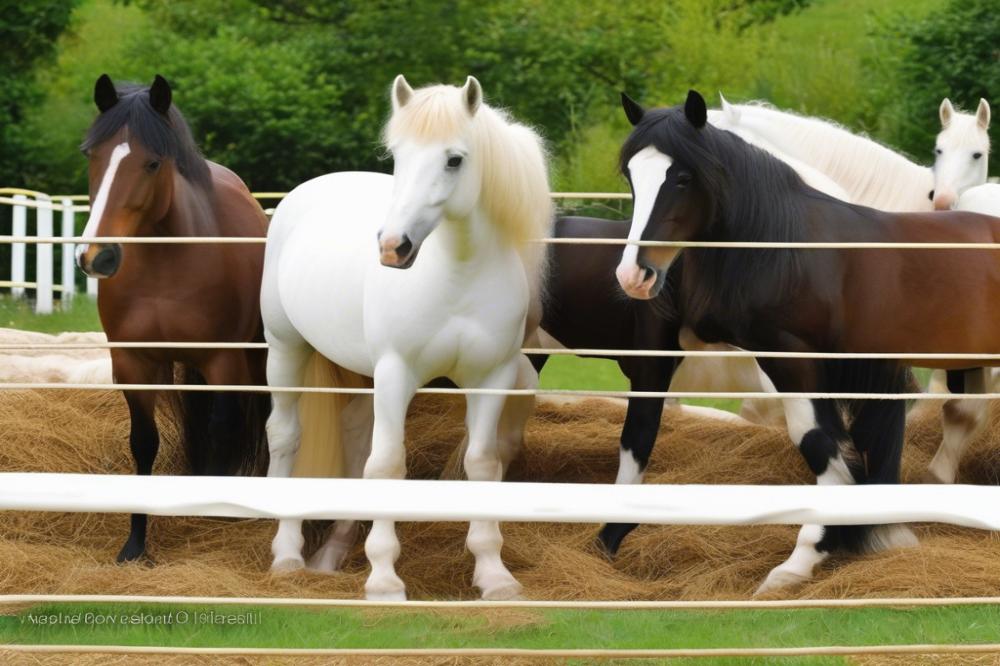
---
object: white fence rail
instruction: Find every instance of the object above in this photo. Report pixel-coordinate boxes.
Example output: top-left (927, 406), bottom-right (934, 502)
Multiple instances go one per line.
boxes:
top-left (2, 473), bottom-right (1000, 529)
top-left (0, 189), bottom-right (630, 313)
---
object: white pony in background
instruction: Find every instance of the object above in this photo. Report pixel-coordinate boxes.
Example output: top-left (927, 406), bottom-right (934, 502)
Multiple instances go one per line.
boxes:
top-left (261, 75), bottom-right (551, 600)
top-left (931, 97), bottom-right (990, 210)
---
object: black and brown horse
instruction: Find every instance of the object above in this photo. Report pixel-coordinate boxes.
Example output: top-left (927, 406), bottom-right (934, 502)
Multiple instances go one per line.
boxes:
top-left (76, 74), bottom-right (270, 562)
top-left (615, 89), bottom-right (1000, 592)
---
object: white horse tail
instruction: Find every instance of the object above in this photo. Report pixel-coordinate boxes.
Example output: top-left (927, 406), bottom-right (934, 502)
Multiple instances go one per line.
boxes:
top-left (292, 353), bottom-right (372, 478)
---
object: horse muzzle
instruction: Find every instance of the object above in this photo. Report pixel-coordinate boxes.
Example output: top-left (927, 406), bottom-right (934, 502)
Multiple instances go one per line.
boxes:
top-left (76, 243), bottom-right (122, 278)
top-left (616, 261), bottom-right (662, 300)
top-left (377, 232), bottom-right (420, 269)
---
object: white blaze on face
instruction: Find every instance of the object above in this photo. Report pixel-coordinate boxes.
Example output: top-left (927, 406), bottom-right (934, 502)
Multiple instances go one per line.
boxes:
top-left (76, 141), bottom-right (131, 264)
top-left (616, 145), bottom-right (672, 295)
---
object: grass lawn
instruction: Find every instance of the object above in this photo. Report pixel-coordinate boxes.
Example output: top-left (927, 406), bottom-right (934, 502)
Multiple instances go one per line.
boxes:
top-left (3, 601), bottom-right (1000, 659)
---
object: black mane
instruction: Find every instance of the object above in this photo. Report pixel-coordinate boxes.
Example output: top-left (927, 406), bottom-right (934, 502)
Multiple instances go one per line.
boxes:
top-left (619, 104), bottom-right (838, 322)
top-left (82, 83), bottom-right (212, 190)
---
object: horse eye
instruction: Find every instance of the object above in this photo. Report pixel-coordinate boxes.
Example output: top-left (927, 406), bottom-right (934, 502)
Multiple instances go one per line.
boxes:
top-left (146, 160), bottom-right (161, 173)
top-left (675, 172), bottom-right (692, 187)
top-left (973, 152), bottom-right (983, 160)
top-left (446, 155), bottom-right (463, 169)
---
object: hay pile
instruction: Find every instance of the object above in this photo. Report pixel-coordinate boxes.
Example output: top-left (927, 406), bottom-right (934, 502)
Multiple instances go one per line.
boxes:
top-left (0, 328), bottom-right (112, 384)
top-left (3, 382), bottom-right (1000, 604)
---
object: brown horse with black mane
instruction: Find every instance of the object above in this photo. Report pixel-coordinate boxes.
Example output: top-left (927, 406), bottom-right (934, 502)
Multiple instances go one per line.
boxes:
top-left (616, 89), bottom-right (1000, 594)
top-left (76, 74), bottom-right (269, 562)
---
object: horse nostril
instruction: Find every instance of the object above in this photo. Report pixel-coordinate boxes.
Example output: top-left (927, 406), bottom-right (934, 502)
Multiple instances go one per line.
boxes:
top-left (92, 245), bottom-right (122, 277)
top-left (396, 235), bottom-right (413, 258)
top-left (928, 190), bottom-right (934, 201)
top-left (641, 265), bottom-right (656, 282)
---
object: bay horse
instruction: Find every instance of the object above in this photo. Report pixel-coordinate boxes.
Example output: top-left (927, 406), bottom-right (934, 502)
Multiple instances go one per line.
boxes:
top-left (76, 74), bottom-right (270, 562)
top-left (612, 89), bottom-right (1000, 593)
top-left (262, 76), bottom-right (551, 600)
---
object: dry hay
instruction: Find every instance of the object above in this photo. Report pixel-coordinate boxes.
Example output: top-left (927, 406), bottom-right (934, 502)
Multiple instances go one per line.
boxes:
top-left (2, 382), bottom-right (1000, 606)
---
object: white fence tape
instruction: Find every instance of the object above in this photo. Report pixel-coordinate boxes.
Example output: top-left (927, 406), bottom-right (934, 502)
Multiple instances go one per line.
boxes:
top-left (1, 473), bottom-right (999, 528)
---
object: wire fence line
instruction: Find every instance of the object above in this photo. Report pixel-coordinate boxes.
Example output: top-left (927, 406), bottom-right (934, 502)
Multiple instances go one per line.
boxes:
top-left (2, 340), bottom-right (1000, 363)
top-left (0, 381), bottom-right (993, 400)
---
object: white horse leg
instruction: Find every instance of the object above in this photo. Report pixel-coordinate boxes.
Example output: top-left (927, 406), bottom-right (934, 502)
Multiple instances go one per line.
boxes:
top-left (265, 341), bottom-right (312, 572)
top-left (927, 368), bottom-right (989, 483)
top-left (363, 357), bottom-right (416, 601)
top-left (496, 354), bottom-right (537, 476)
top-left (464, 359), bottom-right (523, 600)
top-left (308, 394), bottom-right (374, 573)
top-left (755, 395), bottom-right (850, 595)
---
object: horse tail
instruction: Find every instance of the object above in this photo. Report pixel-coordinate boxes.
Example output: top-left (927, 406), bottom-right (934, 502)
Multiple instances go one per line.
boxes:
top-left (293, 353), bottom-right (371, 478)
top-left (172, 363), bottom-right (271, 476)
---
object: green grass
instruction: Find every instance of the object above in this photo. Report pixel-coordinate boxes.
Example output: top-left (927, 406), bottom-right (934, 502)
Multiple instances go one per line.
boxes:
top-left (3, 602), bottom-right (999, 658)
top-left (0, 295), bottom-right (101, 333)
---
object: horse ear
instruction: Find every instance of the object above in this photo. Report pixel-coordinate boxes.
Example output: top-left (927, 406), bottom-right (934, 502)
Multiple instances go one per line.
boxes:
top-left (939, 98), bottom-right (954, 128)
top-left (684, 90), bottom-right (707, 129)
top-left (620, 93), bottom-right (645, 126)
top-left (720, 92), bottom-right (740, 124)
top-left (149, 74), bottom-right (172, 115)
top-left (976, 98), bottom-right (991, 130)
top-left (462, 76), bottom-right (482, 115)
top-left (94, 74), bottom-right (118, 113)
top-left (392, 74), bottom-right (413, 111)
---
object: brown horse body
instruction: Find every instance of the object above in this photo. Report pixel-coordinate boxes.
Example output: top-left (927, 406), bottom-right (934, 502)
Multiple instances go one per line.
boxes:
top-left (78, 75), bottom-right (268, 562)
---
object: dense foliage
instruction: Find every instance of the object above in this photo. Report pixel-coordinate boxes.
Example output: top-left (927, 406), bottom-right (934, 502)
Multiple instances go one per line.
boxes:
top-left (0, 0), bottom-right (77, 187)
top-left (1, 0), bottom-right (996, 194)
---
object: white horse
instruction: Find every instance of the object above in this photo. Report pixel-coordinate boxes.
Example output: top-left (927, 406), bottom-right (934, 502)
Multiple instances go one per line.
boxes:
top-left (931, 97), bottom-right (991, 210)
top-left (261, 75), bottom-right (552, 600)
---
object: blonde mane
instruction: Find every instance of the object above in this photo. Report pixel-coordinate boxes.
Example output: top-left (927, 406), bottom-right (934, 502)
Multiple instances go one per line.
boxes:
top-left (383, 84), bottom-right (553, 256)
top-left (716, 102), bottom-right (934, 212)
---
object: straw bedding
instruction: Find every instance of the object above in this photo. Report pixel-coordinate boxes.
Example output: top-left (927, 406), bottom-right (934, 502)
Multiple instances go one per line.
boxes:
top-left (2, 352), bottom-right (1000, 664)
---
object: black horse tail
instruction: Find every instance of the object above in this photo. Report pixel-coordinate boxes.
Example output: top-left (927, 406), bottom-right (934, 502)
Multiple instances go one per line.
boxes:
top-left (171, 363), bottom-right (271, 476)
top-left (819, 359), bottom-right (918, 554)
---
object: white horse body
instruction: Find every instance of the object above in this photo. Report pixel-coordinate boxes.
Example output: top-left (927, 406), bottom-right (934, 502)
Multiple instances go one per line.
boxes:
top-left (265, 172), bottom-right (527, 379)
top-left (262, 77), bottom-right (551, 601)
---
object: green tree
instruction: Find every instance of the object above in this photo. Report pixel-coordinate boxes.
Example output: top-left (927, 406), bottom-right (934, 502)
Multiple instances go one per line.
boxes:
top-left (0, 0), bottom-right (77, 186)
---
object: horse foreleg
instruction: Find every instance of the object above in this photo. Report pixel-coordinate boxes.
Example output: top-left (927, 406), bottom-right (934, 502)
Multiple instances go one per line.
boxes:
top-left (927, 368), bottom-right (990, 483)
top-left (464, 358), bottom-right (523, 600)
top-left (264, 341), bottom-right (311, 572)
top-left (597, 356), bottom-right (673, 555)
top-left (363, 356), bottom-right (416, 601)
top-left (496, 354), bottom-right (538, 476)
top-left (112, 351), bottom-right (166, 563)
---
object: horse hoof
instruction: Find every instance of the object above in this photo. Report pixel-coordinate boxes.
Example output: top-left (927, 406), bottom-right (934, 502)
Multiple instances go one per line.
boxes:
top-left (270, 556), bottom-right (305, 573)
top-left (365, 587), bottom-right (407, 602)
top-left (116, 541), bottom-right (146, 564)
top-left (306, 548), bottom-right (347, 574)
top-left (481, 581), bottom-right (524, 601)
top-left (753, 568), bottom-right (809, 596)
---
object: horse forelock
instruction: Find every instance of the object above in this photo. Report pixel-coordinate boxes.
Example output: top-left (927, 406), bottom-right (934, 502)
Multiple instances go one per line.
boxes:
top-left (383, 83), bottom-right (553, 262)
top-left (82, 83), bottom-right (212, 190)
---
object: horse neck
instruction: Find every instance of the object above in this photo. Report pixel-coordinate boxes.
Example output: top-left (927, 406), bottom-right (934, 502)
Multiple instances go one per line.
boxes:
top-left (734, 106), bottom-right (934, 211)
top-left (162, 170), bottom-right (215, 237)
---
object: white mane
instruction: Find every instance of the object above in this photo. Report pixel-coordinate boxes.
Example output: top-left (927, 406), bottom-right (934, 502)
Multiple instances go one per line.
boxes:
top-left (709, 102), bottom-right (934, 212)
top-left (384, 83), bottom-right (553, 286)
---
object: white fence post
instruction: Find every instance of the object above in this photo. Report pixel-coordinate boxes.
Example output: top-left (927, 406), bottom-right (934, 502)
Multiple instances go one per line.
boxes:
top-left (61, 198), bottom-right (75, 301)
top-left (11, 195), bottom-right (27, 298)
top-left (35, 194), bottom-right (53, 314)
